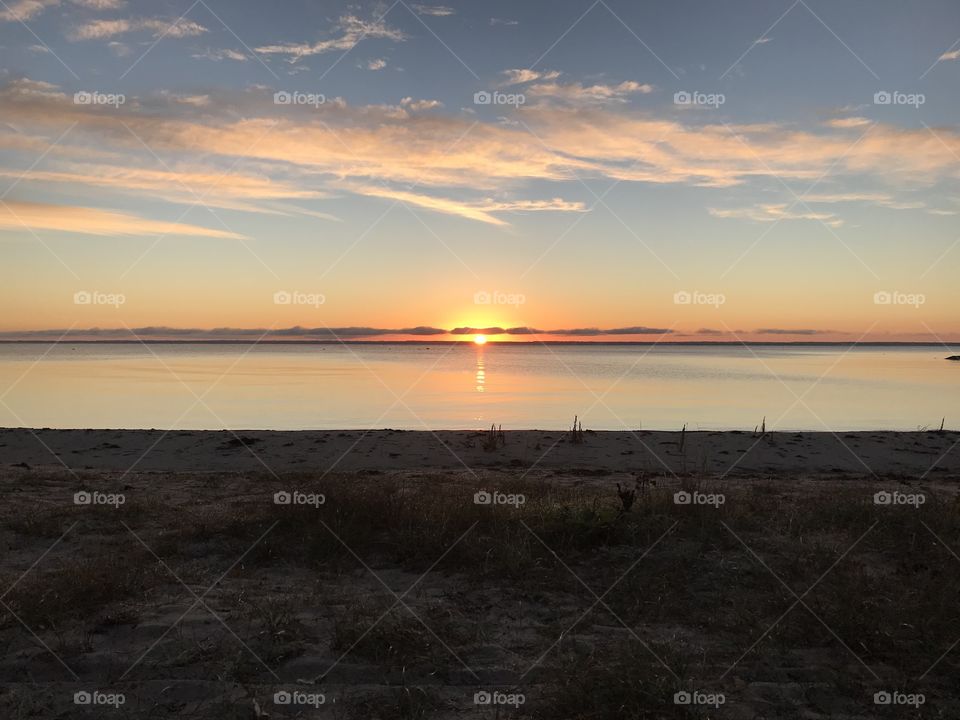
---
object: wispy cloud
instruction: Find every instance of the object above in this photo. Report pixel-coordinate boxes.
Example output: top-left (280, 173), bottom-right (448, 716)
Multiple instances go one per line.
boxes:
top-left (411, 4), bottom-right (455, 16)
top-left (344, 185), bottom-right (583, 226)
top-left (0, 200), bottom-right (246, 239)
top-left (0, 0), bottom-right (57, 23)
top-left (501, 68), bottom-right (560, 86)
top-left (803, 192), bottom-right (924, 210)
top-left (825, 116), bottom-right (871, 129)
top-left (708, 203), bottom-right (844, 227)
top-left (255, 15), bottom-right (405, 60)
top-left (72, 0), bottom-right (125, 8)
top-left (192, 48), bottom-right (248, 62)
top-left (69, 17), bottom-right (208, 40)
top-left (2, 78), bottom-right (959, 228)
top-left (0, 163), bottom-right (329, 215)
top-left (938, 49), bottom-right (960, 62)
top-left (525, 80), bottom-right (654, 104)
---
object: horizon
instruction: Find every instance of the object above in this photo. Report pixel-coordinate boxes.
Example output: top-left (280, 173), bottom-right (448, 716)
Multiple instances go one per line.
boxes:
top-left (2, 335), bottom-right (960, 347)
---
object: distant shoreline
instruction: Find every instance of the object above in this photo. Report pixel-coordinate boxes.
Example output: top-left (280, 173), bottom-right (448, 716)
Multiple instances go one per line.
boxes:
top-left (1, 340), bottom-right (958, 347)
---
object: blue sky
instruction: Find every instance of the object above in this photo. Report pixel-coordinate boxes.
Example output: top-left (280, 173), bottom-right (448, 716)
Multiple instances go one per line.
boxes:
top-left (0, 0), bottom-right (958, 341)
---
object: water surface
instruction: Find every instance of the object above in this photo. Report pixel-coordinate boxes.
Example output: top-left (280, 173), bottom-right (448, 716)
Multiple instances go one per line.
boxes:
top-left (0, 343), bottom-right (956, 431)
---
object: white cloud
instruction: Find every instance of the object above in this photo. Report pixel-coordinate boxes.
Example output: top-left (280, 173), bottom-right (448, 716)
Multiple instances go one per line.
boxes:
top-left (501, 68), bottom-right (560, 86)
top-left (4, 78), bottom-right (960, 228)
top-left (825, 117), bottom-right (872, 129)
top-left (256, 15), bottom-right (405, 60)
top-left (193, 48), bottom-right (248, 62)
top-left (71, 0), bottom-right (125, 8)
top-left (367, 58), bottom-right (387, 70)
top-left (346, 185), bottom-right (584, 225)
top-left (938, 49), bottom-right (960, 62)
top-left (70, 16), bottom-right (208, 40)
top-left (709, 203), bottom-right (844, 227)
top-left (0, 0), bottom-right (57, 23)
top-left (174, 94), bottom-right (210, 107)
top-left (411, 4), bottom-right (455, 16)
top-left (400, 97), bottom-right (442, 111)
top-left (526, 80), bottom-right (654, 104)
top-left (804, 192), bottom-right (925, 210)
top-left (0, 200), bottom-right (246, 239)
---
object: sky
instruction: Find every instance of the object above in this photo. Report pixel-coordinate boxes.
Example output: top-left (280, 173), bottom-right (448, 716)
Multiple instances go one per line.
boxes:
top-left (0, 0), bottom-right (958, 343)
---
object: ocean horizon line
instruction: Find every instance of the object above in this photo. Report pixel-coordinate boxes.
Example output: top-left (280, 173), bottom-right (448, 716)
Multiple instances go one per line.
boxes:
top-left (1, 339), bottom-right (958, 347)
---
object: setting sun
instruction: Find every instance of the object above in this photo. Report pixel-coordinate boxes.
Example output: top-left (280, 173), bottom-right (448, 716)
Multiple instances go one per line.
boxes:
top-left (473, 334), bottom-right (487, 345)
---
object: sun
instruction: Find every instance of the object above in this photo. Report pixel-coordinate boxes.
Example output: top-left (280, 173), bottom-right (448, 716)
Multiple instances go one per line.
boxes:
top-left (473, 334), bottom-right (488, 345)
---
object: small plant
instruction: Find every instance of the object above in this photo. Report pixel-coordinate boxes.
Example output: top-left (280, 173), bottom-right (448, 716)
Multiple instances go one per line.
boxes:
top-left (939, 417), bottom-right (945, 433)
top-left (678, 423), bottom-right (687, 452)
top-left (616, 479), bottom-right (639, 514)
top-left (570, 415), bottom-right (584, 444)
top-left (482, 423), bottom-right (505, 451)
top-left (753, 416), bottom-right (767, 437)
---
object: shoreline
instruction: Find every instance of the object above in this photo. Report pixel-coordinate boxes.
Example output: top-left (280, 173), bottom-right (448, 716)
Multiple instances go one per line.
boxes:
top-left (3, 428), bottom-right (957, 477)
top-left (2, 339), bottom-right (960, 346)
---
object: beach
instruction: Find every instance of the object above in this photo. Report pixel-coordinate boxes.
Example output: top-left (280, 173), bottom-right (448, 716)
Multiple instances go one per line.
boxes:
top-left (2, 427), bottom-right (958, 476)
top-left (2, 428), bottom-right (959, 718)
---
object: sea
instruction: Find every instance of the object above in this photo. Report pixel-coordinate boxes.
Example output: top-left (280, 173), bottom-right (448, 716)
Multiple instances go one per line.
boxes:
top-left (0, 343), bottom-right (957, 431)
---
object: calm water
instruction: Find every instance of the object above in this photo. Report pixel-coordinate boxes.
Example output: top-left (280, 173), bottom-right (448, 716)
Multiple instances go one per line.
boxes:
top-left (0, 343), bottom-right (957, 431)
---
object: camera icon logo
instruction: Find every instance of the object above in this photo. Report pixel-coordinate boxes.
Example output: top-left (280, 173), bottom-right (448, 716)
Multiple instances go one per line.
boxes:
top-left (274, 491), bottom-right (292, 505)
top-left (74, 691), bottom-right (92, 705)
top-left (673, 91), bottom-right (692, 105)
top-left (873, 291), bottom-right (892, 305)
top-left (674, 691), bottom-right (692, 704)
top-left (274, 91), bottom-right (292, 105)
top-left (74, 290), bottom-right (92, 305)
top-left (473, 90), bottom-right (492, 105)
top-left (474, 691), bottom-right (492, 705)
top-left (74, 491), bottom-right (92, 505)
top-left (673, 491), bottom-right (692, 505)
top-left (874, 91), bottom-right (891, 105)
top-left (673, 290), bottom-right (692, 305)
top-left (474, 490), bottom-right (492, 505)
top-left (73, 91), bottom-right (93, 105)
top-left (873, 491), bottom-right (892, 505)
top-left (274, 690), bottom-right (292, 705)
top-left (474, 290), bottom-right (491, 304)
top-left (874, 691), bottom-right (892, 705)
top-left (273, 290), bottom-right (292, 305)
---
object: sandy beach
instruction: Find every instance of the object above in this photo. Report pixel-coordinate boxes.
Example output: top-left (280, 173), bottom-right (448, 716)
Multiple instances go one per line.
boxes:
top-left (2, 428), bottom-right (959, 718)
top-left (2, 427), bottom-right (958, 477)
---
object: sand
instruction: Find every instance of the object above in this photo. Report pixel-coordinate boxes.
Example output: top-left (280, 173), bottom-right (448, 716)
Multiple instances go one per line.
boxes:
top-left (1, 427), bottom-right (958, 478)
top-left (2, 429), bottom-right (959, 718)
